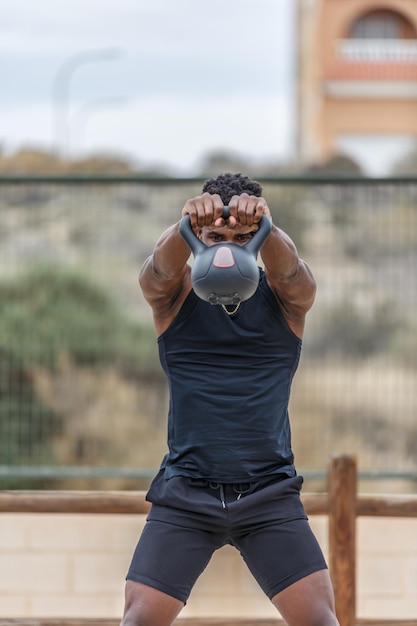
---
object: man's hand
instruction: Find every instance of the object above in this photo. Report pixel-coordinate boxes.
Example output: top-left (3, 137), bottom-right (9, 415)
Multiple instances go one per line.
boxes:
top-left (181, 192), bottom-right (271, 229)
top-left (181, 193), bottom-right (225, 229)
top-left (228, 193), bottom-right (271, 227)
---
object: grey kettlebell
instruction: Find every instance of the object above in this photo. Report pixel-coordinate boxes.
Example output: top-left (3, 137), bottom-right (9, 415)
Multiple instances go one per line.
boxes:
top-left (179, 206), bottom-right (272, 305)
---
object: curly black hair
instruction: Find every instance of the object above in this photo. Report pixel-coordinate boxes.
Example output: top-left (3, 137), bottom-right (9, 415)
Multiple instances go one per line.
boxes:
top-left (201, 172), bottom-right (263, 205)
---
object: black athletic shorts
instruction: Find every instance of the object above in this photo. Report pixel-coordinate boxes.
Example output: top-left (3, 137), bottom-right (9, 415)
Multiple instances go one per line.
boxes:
top-left (126, 470), bottom-right (327, 604)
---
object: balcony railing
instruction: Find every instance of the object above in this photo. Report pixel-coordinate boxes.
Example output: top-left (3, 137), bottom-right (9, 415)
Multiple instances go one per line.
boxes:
top-left (337, 39), bottom-right (417, 63)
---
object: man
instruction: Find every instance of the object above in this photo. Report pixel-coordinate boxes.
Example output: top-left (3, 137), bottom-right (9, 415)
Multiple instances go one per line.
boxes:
top-left (122, 173), bottom-right (339, 626)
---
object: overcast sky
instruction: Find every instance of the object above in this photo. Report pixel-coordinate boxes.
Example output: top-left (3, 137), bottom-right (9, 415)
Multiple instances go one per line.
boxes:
top-left (1, 0), bottom-right (296, 174)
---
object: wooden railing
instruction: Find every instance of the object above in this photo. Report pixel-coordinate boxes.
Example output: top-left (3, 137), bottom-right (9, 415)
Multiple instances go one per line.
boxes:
top-left (1, 455), bottom-right (417, 626)
top-left (0, 617), bottom-right (417, 626)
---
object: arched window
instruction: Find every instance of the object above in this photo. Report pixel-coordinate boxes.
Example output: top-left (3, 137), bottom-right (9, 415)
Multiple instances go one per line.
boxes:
top-left (351, 10), bottom-right (415, 40)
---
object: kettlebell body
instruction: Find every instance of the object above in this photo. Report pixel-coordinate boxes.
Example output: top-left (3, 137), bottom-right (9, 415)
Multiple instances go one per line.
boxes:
top-left (179, 206), bottom-right (272, 305)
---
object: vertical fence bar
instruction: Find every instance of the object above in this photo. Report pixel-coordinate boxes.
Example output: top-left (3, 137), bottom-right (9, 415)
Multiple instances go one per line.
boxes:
top-left (328, 455), bottom-right (357, 626)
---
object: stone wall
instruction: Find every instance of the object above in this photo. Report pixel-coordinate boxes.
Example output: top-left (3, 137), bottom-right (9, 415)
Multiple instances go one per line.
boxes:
top-left (0, 514), bottom-right (416, 620)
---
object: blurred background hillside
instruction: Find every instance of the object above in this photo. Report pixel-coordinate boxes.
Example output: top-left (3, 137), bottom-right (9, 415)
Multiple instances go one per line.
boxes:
top-left (1, 0), bottom-right (417, 492)
top-left (1, 174), bottom-right (416, 494)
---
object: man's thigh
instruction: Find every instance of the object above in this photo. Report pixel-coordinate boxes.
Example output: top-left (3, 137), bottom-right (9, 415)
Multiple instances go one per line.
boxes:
top-left (126, 517), bottom-right (224, 604)
top-left (122, 580), bottom-right (184, 626)
top-left (272, 569), bottom-right (339, 626)
top-left (233, 517), bottom-right (328, 599)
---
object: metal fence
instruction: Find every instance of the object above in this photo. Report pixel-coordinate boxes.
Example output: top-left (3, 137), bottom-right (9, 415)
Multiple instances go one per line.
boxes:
top-left (1, 175), bottom-right (416, 490)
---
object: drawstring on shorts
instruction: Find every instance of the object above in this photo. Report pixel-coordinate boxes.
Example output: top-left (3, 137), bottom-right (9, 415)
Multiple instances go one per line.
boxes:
top-left (209, 482), bottom-right (226, 508)
top-left (189, 474), bottom-right (288, 509)
top-left (208, 482), bottom-right (252, 508)
top-left (233, 483), bottom-right (252, 499)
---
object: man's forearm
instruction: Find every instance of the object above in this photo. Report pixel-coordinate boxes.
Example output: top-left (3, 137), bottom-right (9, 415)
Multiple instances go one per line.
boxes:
top-left (260, 225), bottom-right (302, 282)
top-left (148, 222), bottom-right (191, 280)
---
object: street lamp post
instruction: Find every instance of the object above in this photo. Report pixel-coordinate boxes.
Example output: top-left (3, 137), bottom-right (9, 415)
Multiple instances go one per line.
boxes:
top-left (72, 96), bottom-right (127, 152)
top-left (52, 47), bottom-right (122, 156)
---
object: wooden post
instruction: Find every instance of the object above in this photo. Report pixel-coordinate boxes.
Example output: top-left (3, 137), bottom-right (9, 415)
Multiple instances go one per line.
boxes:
top-left (328, 455), bottom-right (357, 626)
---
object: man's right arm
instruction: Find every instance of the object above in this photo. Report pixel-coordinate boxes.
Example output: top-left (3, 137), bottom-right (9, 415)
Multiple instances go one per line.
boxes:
top-left (139, 222), bottom-right (192, 334)
top-left (139, 193), bottom-right (224, 335)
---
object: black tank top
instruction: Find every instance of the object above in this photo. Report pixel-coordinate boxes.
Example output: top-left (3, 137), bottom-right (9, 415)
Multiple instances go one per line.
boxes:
top-left (157, 270), bottom-right (302, 482)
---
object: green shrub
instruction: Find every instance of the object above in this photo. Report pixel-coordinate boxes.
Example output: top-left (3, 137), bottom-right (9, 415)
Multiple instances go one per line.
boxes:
top-left (0, 266), bottom-right (160, 477)
top-left (0, 265), bottom-right (159, 373)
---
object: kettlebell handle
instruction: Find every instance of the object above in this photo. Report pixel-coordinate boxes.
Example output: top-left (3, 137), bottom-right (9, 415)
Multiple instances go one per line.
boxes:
top-left (179, 206), bottom-right (271, 256)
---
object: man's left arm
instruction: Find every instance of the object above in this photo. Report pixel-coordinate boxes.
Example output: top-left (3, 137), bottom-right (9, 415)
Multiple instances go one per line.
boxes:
top-left (260, 225), bottom-right (316, 338)
top-left (227, 193), bottom-right (316, 337)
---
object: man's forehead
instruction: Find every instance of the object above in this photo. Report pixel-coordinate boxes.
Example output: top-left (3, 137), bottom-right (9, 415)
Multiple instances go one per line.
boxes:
top-left (203, 223), bottom-right (259, 234)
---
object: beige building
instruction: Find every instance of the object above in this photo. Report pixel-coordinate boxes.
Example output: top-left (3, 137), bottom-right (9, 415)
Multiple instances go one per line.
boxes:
top-left (296, 0), bottom-right (417, 174)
